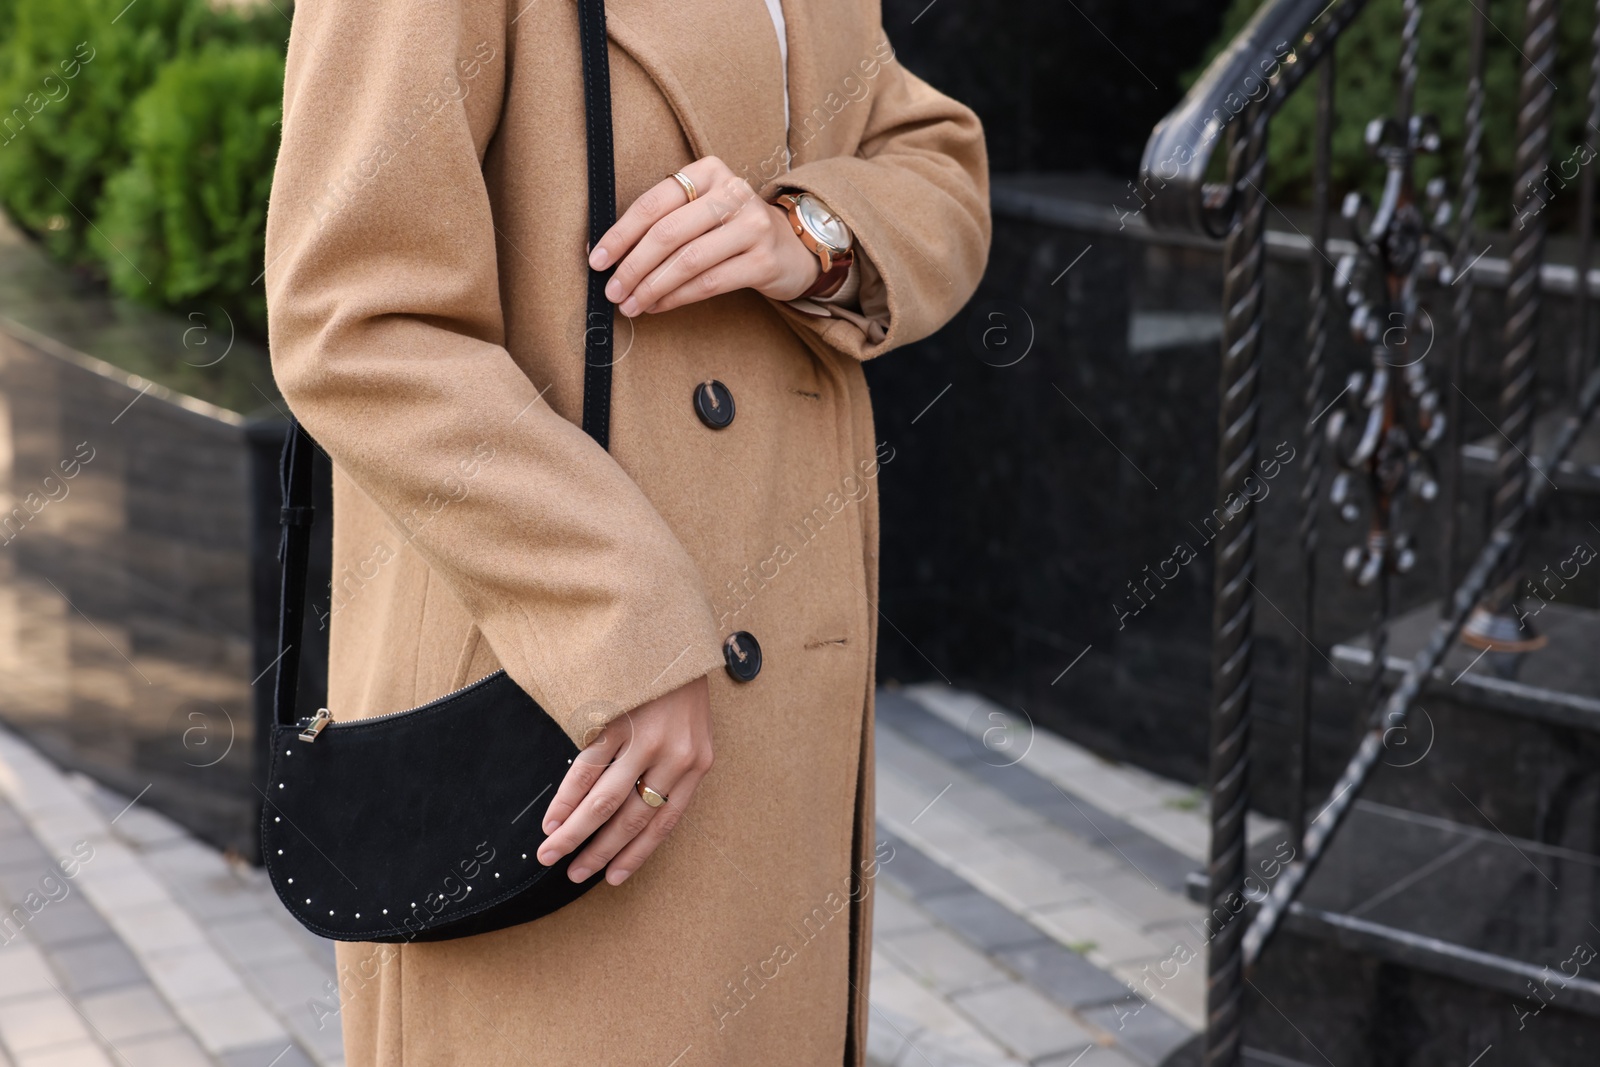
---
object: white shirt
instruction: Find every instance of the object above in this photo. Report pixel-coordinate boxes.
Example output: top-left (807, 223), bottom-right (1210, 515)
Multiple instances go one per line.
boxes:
top-left (762, 0), bottom-right (789, 132)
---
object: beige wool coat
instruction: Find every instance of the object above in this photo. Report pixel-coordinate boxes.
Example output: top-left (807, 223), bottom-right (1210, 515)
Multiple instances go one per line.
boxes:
top-left (264, 0), bottom-right (989, 1062)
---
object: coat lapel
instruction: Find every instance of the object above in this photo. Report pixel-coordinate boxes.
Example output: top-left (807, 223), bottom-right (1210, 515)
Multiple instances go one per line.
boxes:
top-left (603, 0), bottom-right (789, 181)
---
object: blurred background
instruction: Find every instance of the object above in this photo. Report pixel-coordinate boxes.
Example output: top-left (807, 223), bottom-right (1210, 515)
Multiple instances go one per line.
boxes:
top-left (0, 0), bottom-right (1598, 1064)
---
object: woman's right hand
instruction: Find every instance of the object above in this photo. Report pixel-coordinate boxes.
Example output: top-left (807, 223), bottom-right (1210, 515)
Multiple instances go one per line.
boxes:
top-left (538, 674), bottom-right (714, 885)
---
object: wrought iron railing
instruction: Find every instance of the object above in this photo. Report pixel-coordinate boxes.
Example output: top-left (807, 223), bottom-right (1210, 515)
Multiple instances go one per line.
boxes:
top-left (1140, 0), bottom-right (1600, 1062)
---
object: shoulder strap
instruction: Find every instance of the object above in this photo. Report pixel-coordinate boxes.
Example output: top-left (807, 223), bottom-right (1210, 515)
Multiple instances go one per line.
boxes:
top-left (273, 2), bottom-right (616, 729)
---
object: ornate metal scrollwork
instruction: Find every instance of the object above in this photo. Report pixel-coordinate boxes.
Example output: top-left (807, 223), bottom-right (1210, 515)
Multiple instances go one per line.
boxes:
top-left (1326, 112), bottom-right (1450, 588)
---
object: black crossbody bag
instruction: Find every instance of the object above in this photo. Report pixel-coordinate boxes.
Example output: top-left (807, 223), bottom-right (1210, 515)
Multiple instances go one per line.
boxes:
top-left (262, 0), bottom-right (617, 943)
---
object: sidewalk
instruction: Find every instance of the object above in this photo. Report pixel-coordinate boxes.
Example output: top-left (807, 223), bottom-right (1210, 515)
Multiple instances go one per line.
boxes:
top-left (0, 686), bottom-right (1285, 1067)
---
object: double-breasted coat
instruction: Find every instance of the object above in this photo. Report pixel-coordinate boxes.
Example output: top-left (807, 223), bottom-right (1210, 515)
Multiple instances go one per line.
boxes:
top-left (264, 0), bottom-right (989, 1062)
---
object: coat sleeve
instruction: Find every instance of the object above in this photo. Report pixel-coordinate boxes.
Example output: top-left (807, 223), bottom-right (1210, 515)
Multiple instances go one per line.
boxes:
top-left (265, 0), bottom-right (725, 746)
top-left (762, 29), bottom-right (991, 359)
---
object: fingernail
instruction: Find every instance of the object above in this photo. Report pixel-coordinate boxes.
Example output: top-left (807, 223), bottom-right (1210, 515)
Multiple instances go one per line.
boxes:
top-left (590, 246), bottom-right (609, 269)
top-left (609, 868), bottom-right (632, 885)
top-left (542, 817), bottom-right (561, 834)
top-left (605, 278), bottom-right (622, 301)
top-left (569, 866), bottom-right (591, 882)
top-left (620, 297), bottom-right (639, 317)
top-left (537, 847), bottom-right (558, 866)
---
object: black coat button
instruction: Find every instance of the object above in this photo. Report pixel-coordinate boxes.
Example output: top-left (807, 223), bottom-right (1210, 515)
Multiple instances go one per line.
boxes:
top-left (723, 631), bottom-right (762, 682)
top-left (694, 380), bottom-right (735, 429)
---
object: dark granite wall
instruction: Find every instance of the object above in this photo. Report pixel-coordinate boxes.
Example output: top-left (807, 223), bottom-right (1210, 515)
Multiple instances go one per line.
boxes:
top-left (880, 0), bottom-right (1233, 175)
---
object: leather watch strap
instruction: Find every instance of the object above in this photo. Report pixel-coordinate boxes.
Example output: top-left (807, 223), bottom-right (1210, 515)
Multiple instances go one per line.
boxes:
top-left (802, 256), bottom-right (853, 300)
top-left (273, 2), bottom-right (616, 730)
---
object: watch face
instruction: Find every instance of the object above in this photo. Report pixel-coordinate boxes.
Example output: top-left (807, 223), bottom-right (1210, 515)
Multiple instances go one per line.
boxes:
top-left (796, 194), bottom-right (851, 253)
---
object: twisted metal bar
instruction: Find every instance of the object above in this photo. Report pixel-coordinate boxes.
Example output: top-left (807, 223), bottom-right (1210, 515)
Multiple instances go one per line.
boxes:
top-left (1290, 54), bottom-right (1335, 844)
top-left (1397, 0), bottom-right (1421, 124)
top-left (1570, 0), bottom-right (1600, 395)
top-left (1202, 104), bottom-right (1270, 1067)
top-left (1489, 0), bottom-right (1558, 588)
top-left (1441, 5), bottom-right (1487, 608)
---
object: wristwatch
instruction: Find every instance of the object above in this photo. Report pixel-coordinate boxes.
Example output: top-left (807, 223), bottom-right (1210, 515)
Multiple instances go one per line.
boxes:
top-left (771, 190), bottom-right (855, 299)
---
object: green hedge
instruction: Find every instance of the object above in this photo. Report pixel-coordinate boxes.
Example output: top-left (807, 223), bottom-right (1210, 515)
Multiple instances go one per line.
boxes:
top-left (0, 0), bottom-right (287, 331)
top-left (1199, 0), bottom-right (1599, 231)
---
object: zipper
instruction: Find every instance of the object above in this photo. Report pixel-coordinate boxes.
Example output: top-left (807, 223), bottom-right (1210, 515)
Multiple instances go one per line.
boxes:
top-left (295, 669), bottom-right (508, 742)
top-left (297, 708), bottom-right (332, 742)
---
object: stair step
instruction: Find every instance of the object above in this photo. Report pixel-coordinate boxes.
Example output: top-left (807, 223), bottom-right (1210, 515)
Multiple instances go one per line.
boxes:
top-left (1331, 600), bottom-right (1600, 732)
top-left (1463, 407), bottom-right (1600, 493)
top-left (1188, 800), bottom-right (1600, 1017)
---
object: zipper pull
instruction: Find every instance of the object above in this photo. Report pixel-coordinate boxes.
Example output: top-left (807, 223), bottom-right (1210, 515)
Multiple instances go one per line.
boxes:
top-left (298, 708), bottom-right (333, 742)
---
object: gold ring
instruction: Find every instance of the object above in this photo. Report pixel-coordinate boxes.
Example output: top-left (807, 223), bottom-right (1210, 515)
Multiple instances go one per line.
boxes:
top-left (637, 779), bottom-right (668, 808)
top-left (669, 171), bottom-right (697, 203)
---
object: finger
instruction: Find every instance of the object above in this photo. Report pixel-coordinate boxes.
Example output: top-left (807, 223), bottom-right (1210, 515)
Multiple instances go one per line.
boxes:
top-left (603, 771), bottom-right (705, 885)
top-left (619, 221), bottom-right (754, 318)
top-left (566, 769), bottom-right (685, 883)
top-left (589, 156), bottom-right (731, 270)
top-left (640, 250), bottom-right (770, 315)
top-left (605, 198), bottom-right (730, 310)
top-left (541, 718), bottom-right (632, 834)
top-left (538, 740), bottom-right (644, 866)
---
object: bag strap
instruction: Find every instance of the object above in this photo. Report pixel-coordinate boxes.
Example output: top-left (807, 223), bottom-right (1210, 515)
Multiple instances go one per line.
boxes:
top-left (273, 1), bottom-right (616, 729)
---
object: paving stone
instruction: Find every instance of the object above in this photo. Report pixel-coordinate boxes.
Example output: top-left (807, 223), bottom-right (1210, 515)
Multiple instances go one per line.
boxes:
top-left (141, 946), bottom-right (244, 1003)
top-left (1079, 999), bottom-right (1195, 1067)
top-left (12, 1041), bottom-right (113, 1067)
top-left (1036, 1043), bottom-right (1144, 1066)
top-left (173, 988), bottom-right (288, 1054)
top-left (0, 841), bottom-right (51, 877)
top-left (0, 806), bottom-right (31, 841)
top-left (245, 956), bottom-right (340, 1014)
top-left (206, 915), bottom-right (308, 967)
top-left (113, 1031), bottom-right (214, 1067)
top-left (0, 943), bottom-right (55, 999)
top-left (868, 886), bottom-right (931, 937)
top-left (880, 928), bottom-right (1009, 995)
top-left (18, 900), bottom-right (112, 950)
top-left (1029, 902), bottom-right (1170, 967)
top-left (876, 832), bottom-right (969, 900)
top-left (1104, 836), bottom-right (1200, 896)
top-left (958, 852), bottom-right (1087, 912)
top-left (74, 985), bottom-right (180, 1044)
top-left (877, 691), bottom-right (982, 764)
top-left (993, 942), bottom-right (1132, 1010)
top-left (102, 809), bottom-right (186, 853)
top-left (219, 1041), bottom-right (317, 1067)
top-left (951, 982), bottom-right (1096, 1061)
top-left (0, 992), bottom-right (92, 1053)
top-left (115, 903), bottom-right (207, 958)
top-left (43, 937), bottom-right (146, 997)
top-left (919, 889), bottom-right (1045, 953)
top-left (1079, 871), bottom-right (1203, 928)
top-left (76, 871), bottom-right (166, 918)
top-left (1001, 826), bottom-right (1123, 881)
top-left (1109, 954), bottom-right (1206, 1032)
top-left (870, 950), bottom-right (1001, 1049)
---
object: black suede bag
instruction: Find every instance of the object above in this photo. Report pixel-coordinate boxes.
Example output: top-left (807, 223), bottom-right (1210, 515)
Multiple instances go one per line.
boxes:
top-left (261, 0), bottom-right (619, 944)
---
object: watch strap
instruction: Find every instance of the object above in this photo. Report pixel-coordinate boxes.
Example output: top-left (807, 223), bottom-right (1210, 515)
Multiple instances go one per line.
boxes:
top-left (803, 253), bottom-right (854, 300)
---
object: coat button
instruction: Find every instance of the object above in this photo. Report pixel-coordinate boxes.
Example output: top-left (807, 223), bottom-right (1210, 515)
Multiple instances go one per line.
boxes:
top-left (694, 380), bottom-right (736, 429)
top-left (723, 631), bottom-right (762, 682)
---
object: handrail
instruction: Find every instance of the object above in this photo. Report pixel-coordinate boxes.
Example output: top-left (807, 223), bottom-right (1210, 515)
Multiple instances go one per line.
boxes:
top-left (1137, 0), bottom-right (1368, 237)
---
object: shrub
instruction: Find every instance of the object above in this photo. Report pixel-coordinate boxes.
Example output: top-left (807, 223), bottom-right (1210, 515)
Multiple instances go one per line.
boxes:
top-left (0, 0), bottom-right (198, 263)
top-left (1198, 0), bottom-right (1598, 231)
top-left (95, 44), bottom-right (284, 333)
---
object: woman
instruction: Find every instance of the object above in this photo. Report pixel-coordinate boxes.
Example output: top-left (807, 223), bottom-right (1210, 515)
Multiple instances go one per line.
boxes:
top-left (265, 0), bottom-right (988, 1062)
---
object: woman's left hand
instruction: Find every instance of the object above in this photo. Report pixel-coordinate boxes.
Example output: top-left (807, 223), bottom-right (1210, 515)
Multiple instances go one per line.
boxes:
top-left (587, 156), bottom-right (820, 316)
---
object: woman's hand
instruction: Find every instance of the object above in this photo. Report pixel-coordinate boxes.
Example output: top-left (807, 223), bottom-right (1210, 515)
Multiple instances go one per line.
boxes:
top-left (538, 675), bottom-right (714, 885)
top-left (588, 156), bottom-right (820, 316)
